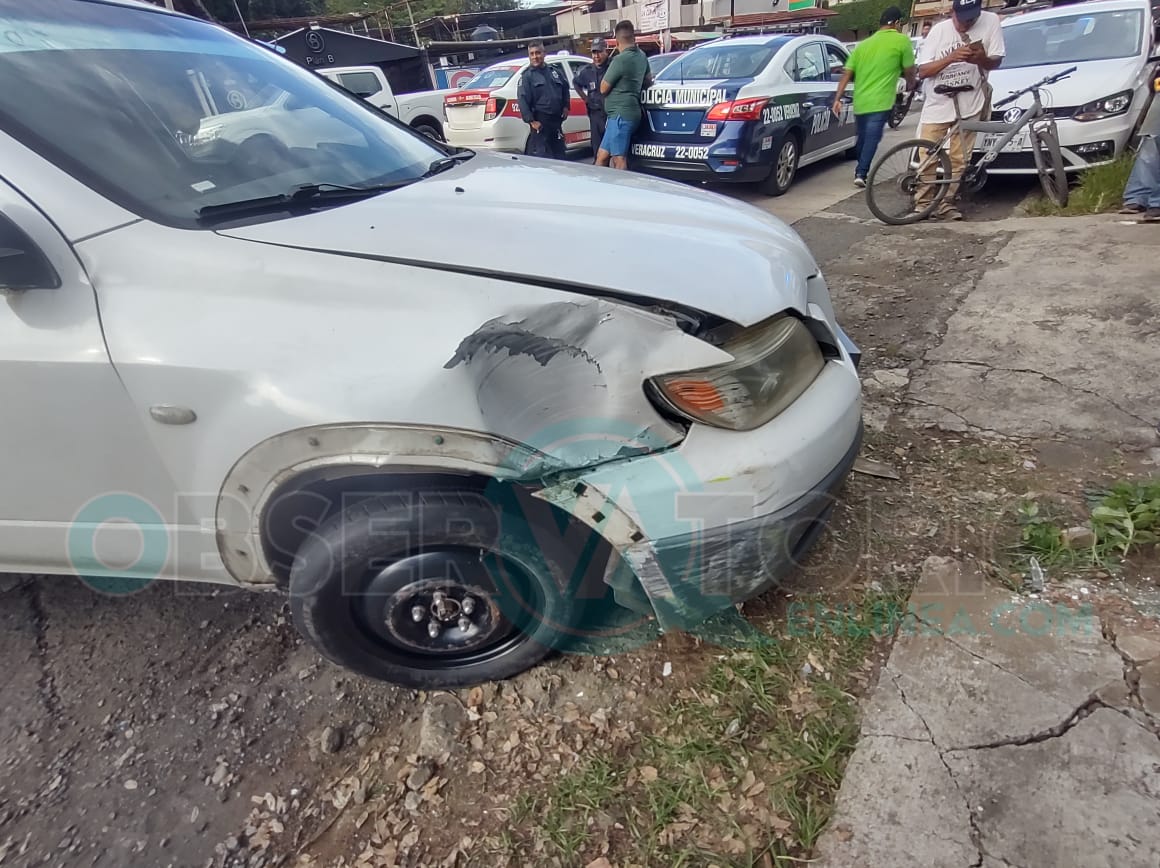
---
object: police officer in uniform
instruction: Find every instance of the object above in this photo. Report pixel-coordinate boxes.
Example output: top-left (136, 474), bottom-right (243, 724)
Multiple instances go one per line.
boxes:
top-left (517, 41), bottom-right (570, 159)
top-left (573, 37), bottom-right (612, 163)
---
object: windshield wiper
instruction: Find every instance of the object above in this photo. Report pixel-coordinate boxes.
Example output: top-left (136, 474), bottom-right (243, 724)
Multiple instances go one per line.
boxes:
top-left (424, 149), bottom-right (476, 177)
top-left (196, 181), bottom-right (409, 223)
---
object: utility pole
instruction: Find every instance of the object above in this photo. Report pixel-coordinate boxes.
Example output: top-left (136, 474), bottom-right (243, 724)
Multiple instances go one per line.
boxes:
top-left (405, 0), bottom-right (419, 45)
top-left (231, 0), bottom-right (250, 36)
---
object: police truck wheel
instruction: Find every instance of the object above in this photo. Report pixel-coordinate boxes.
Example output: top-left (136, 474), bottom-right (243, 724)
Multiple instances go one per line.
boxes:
top-left (759, 134), bottom-right (799, 196)
top-left (413, 122), bottom-right (444, 142)
top-left (288, 490), bottom-right (591, 689)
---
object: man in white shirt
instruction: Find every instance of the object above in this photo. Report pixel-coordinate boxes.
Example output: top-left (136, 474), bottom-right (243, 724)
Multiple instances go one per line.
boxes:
top-left (914, 0), bottom-right (1005, 220)
top-left (914, 20), bottom-right (932, 57)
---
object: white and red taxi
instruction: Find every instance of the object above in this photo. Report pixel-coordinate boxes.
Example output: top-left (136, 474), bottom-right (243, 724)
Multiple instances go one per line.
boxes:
top-left (443, 54), bottom-right (595, 154)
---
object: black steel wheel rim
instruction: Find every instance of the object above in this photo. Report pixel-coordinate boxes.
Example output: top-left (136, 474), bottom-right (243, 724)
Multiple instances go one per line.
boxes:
top-left (352, 548), bottom-right (545, 669)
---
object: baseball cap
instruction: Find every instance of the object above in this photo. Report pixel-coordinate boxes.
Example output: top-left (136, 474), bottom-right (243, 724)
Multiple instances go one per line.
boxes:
top-left (591, 37), bottom-right (609, 52)
top-left (953, 0), bottom-right (982, 24)
top-left (880, 6), bottom-right (903, 25)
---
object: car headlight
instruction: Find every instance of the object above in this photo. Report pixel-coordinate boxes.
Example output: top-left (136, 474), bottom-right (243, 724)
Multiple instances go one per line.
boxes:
top-left (647, 316), bottom-right (825, 431)
top-left (1073, 91), bottom-right (1132, 122)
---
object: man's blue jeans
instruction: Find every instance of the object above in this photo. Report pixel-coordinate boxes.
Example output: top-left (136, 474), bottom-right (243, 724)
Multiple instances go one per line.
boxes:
top-left (855, 110), bottom-right (892, 180)
top-left (1124, 136), bottom-right (1160, 209)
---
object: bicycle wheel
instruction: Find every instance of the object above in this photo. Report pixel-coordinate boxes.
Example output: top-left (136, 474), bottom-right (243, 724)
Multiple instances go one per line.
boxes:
top-left (1032, 126), bottom-right (1068, 207)
top-left (865, 138), bottom-right (951, 225)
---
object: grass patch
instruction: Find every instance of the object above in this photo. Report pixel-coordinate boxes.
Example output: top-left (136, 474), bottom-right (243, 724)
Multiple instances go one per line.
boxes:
top-left (1024, 153), bottom-right (1135, 216)
top-left (1012, 479), bottom-right (1160, 573)
top-left (503, 591), bottom-right (907, 866)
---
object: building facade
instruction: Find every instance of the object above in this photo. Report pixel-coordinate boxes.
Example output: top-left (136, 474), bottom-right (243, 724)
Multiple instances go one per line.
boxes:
top-left (554, 0), bottom-right (833, 45)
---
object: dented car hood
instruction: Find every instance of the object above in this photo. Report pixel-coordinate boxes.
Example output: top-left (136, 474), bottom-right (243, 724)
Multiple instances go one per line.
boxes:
top-left (217, 153), bottom-right (818, 326)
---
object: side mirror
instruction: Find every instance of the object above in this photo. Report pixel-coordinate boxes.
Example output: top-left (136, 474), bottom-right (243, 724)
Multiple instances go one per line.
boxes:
top-left (0, 214), bottom-right (60, 293)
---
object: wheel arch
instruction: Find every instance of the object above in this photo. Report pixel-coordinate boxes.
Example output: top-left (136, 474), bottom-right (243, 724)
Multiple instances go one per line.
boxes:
top-left (409, 114), bottom-right (446, 140)
top-left (216, 423), bottom-right (555, 587)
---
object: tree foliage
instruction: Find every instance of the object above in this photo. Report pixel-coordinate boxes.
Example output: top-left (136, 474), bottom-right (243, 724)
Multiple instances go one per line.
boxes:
top-left (826, 0), bottom-right (914, 39)
top-left (324, 0), bottom-right (517, 22)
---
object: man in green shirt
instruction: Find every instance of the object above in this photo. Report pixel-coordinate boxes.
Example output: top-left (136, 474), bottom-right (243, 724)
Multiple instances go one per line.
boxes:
top-left (597, 20), bottom-right (652, 170)
top-left (832, 6), bottom-right (917, 186)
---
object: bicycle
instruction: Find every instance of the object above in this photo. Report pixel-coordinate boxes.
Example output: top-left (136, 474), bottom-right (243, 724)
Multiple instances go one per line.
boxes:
top-left (887, 83), bottom-right (918, 129)
top-left (865, 66), bottom-right (1076, 225)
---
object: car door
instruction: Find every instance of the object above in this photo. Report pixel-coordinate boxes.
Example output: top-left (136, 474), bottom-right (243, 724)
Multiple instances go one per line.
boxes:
top-left (0, 177), bottom-right (178, 577)
top-left (786, 42), bottom-right (834, 159)
top-left (823, 42), bottom-right (857, 152)
top-left (328, 68), bottom-right (399, 117)
top-left (554, 58), bottom-right (590, 149)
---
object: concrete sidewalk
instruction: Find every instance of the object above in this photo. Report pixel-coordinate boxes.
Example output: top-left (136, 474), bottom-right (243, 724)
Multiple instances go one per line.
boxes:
top-left (815, 557), bottom-right (1160, 868)
top-left (812, 212), bottom-right (1160, 868)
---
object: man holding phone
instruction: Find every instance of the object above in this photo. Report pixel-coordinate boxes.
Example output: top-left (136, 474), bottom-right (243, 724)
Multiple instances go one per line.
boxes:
top-left (913, 0), bottom-right (1005, 220)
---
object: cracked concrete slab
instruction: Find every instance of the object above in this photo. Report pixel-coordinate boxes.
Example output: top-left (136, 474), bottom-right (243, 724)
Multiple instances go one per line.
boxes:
top-left (893, 557), bottom-right (1123, 747)
top-left (945, 708), bottom-right (1160, 868)
top-left (815, 559), bottom-right (1160, 868)
top-left (903, 217), bottom-right (1160, 445)
top-left (1138, 660), bottom-right (1160, 717)
top-left (1116, 630), bottom-right (1160, 664)
top-left (815, 735), bottom-right (978, 868)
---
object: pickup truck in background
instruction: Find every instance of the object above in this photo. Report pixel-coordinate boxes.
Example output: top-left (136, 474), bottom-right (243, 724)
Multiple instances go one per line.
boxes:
top-left (319, 65), bottom-right (453, 141)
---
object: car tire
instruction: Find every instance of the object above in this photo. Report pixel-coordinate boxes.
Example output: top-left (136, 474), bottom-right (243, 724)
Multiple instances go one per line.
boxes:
top-left (413, 122), bottom-right (444, 142)
top-left (759, 133), bottom-right (800, 196)
top-left (288, 489), bottom-right (601, 688)
top-left (1032, 126), bottom-right (1068, 207)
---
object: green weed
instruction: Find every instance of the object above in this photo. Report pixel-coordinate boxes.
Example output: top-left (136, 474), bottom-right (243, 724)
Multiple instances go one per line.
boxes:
top-left (1024, 153), bottom-right (1135, 216)
top-left (506, 593), bottom-right (905, 865)
top-left (1013, 480), bottom-right (1160, 572)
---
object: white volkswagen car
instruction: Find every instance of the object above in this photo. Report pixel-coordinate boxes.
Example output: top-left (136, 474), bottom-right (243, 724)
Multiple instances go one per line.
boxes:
top-left (978, 0), bottom-right (1158, 173)
top-left (443, 54), bottom-right (595, 153)
top-left (0, 0), bottom-right (862, 689)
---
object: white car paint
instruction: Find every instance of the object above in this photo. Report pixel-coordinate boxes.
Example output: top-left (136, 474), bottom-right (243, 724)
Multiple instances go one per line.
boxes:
top-left (443, 55), bottom-right (595, 153)
top-left (0, 0), bottom-right (861, 654)
top-left (981, 0), bottom-right (1158, 173)
top-left (318, 65), bottom-right (450, 139)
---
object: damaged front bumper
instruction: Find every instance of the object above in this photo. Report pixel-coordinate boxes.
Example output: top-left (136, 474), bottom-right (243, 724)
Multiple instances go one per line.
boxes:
top-left (646, 421), bottom-right (863, 625)
top-left (536, 355), bottom-right (864, 632)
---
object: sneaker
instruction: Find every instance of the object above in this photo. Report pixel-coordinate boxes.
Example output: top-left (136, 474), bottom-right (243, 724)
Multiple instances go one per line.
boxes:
top-left (936, 208), bottom-right (963, 221)
top-left (1119, 203), bottom-right (1146, 215)
top-left (1141, 207), bottom-right (1160, 223)
top-left (854, 177), bottom-right (867, 188)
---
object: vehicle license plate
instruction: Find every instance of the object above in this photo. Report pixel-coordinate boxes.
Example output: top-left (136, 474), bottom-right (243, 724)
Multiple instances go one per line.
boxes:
top-left (980, 130), bottom-right (1029, 153)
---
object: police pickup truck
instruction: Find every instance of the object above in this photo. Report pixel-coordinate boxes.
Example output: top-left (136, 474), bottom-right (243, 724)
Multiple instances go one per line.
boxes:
top-left (630, 34), bottom-right (859, 195)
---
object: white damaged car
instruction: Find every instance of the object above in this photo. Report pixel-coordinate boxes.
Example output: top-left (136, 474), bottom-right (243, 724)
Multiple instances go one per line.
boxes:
top-left (0, 0), bottom-right (862, 687)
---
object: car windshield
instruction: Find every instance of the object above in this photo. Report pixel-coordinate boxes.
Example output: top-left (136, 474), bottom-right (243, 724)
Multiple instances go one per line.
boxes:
top-left (1002, 9), bottom-right (1144, 68)
top-left (656, 44), bottom-right (775, 81)
top-left (465, 66), bottom-right (520, 89)
top-left (649, 53), bottom-right (681, 74)
top-left (0, 0), bottom-right (446, 227)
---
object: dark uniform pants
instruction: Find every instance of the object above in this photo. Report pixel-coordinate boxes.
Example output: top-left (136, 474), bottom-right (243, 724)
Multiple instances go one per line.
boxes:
top-left (527, 117), bottom-right (566, 160)
top-left (588, 111), bottom-right (607, 161)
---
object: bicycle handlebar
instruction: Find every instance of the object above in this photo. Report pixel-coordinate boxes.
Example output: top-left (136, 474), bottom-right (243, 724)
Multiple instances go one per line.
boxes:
top-left (992, 65), bottom-right (1078, 109)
